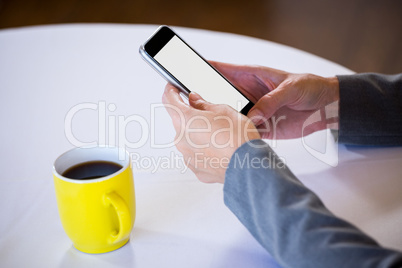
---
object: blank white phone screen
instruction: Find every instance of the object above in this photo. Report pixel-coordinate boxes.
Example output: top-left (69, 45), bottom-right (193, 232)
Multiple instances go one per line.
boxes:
top-left (154, 36), bottom-right (248, 111)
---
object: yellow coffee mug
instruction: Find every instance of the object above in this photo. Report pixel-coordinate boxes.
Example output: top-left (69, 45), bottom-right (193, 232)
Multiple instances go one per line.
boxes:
top-left (53, 146), bottom-right (135, 254)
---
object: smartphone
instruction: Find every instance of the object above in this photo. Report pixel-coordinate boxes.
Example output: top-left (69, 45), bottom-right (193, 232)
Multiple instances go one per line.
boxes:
top-left (139, 25), bottom-right (254, 115)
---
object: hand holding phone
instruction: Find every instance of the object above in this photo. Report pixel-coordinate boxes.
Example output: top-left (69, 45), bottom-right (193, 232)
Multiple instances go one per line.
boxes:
top-left (139, 25), bottom-right (254, 115)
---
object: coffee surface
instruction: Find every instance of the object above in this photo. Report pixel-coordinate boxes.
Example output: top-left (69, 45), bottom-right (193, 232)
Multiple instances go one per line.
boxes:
top-left (62, 161), bottom-right (123, 180)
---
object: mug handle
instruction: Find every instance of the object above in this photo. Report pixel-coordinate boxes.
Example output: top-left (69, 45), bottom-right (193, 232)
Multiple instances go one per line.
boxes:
top-left (104, 192), bottom-right (131, 244)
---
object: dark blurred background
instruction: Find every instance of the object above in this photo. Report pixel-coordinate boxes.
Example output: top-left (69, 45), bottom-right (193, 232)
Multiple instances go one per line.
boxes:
top-left (0, 0), bottom-right (401, 74)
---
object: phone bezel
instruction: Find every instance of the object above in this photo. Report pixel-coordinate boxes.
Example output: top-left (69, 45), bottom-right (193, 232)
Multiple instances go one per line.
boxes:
top-left (139, 25), bottom-right (254, 115)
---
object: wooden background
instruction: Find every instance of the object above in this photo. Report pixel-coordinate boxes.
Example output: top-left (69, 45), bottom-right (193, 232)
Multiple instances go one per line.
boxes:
top-left (0, 0), bottom-right (401, 74)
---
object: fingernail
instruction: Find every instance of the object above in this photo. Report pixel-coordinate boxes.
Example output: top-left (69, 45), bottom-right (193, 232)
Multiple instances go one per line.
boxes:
top-left (248, 109), bottom-right (264, 125)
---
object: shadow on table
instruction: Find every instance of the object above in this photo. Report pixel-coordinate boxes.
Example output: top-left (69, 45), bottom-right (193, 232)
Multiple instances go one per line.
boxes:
top-left (59, 227), bottom-right (214, 268)
top-left (334, 145), bottom-right (402, 213)
top-left (59, 242), bottom-right (135, 268)
top-left (214, 234), bottom-right (282, 268)
top-left (299, 144), bottom-right (402, 251)
top-left (59, 227), bottom-right (282, 268)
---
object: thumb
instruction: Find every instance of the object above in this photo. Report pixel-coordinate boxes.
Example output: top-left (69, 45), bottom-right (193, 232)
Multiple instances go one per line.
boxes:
top-left (189, 92), bottom-right (212, 110)
top-left (247, 84), bottom-right (293, 125)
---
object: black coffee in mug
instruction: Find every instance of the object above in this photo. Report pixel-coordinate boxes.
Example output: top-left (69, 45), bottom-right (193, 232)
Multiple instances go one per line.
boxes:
top-left (62, 161), bottom-right (123, 180)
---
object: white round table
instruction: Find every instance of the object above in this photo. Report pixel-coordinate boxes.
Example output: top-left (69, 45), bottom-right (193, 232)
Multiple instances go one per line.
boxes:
top-left (0, 24), bottom-right (401, 268)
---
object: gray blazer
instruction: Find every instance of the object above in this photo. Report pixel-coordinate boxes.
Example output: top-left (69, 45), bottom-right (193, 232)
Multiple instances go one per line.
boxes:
top-left (224, 74), bottom-right (402, 267)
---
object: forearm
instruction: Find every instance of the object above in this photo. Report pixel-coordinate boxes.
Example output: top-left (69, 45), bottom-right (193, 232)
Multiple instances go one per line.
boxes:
top-left (337, 73), bottom-right (402, 145)
top-left (224, 139), bottom-right (402, 267)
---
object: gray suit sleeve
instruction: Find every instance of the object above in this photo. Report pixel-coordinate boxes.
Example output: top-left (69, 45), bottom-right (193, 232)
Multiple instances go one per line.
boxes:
top-left (224, 139), bottom-right (402, 267)
top-left (337, 73), bottom-right (402, 145)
